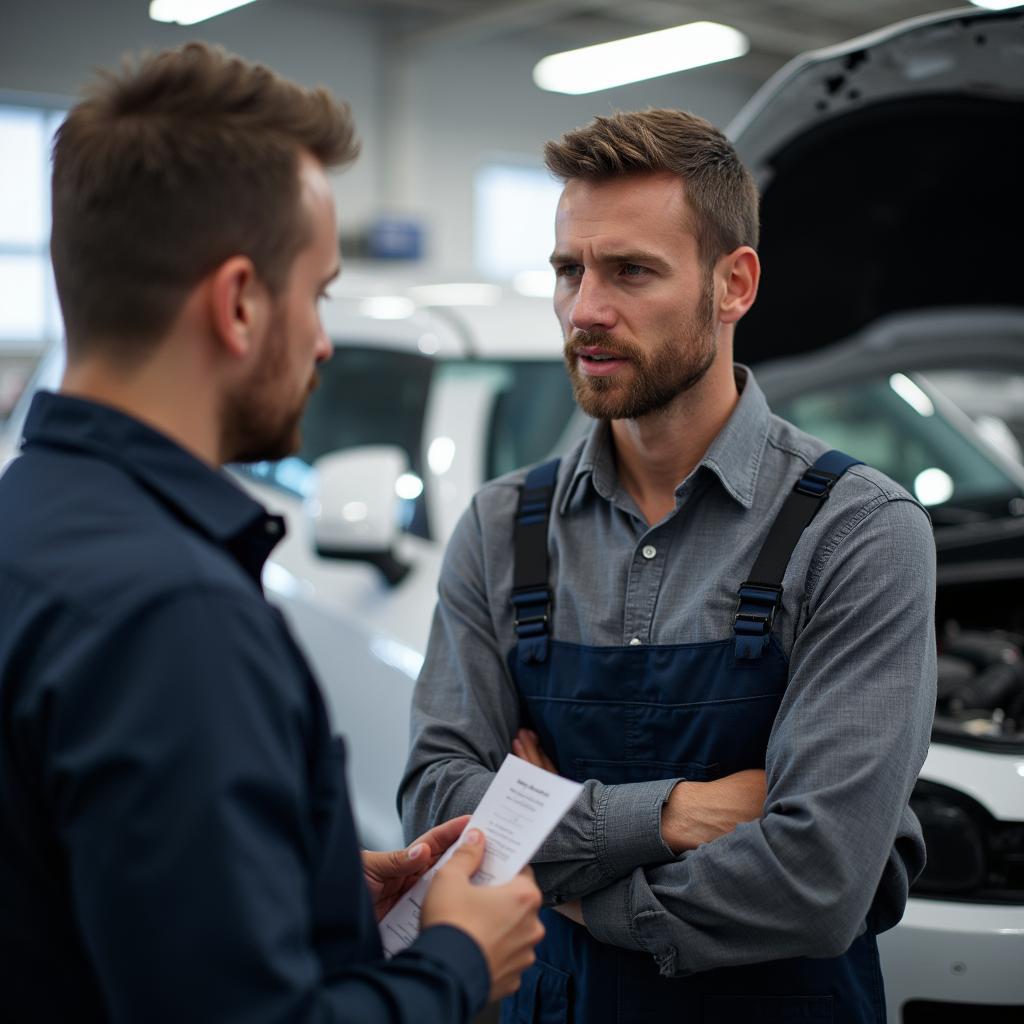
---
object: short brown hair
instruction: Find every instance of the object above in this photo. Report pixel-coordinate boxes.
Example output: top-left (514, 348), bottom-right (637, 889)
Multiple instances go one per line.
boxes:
top-left (51, 42), bottom-right (359, 357)
top-left (544, 108), bottom-right (759, 266)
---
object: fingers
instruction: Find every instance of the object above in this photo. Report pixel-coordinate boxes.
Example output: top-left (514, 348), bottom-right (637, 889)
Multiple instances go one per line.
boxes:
top-left (411, 814), bottom-right (471, 860)
top-left (512, 729), bottom-right (556, 772)
top-left (440, 828), bottom-right (485, 878)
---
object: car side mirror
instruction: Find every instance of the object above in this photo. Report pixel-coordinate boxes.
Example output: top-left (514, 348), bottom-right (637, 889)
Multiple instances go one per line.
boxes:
top-left (306, 446), bottom-right (411, 585)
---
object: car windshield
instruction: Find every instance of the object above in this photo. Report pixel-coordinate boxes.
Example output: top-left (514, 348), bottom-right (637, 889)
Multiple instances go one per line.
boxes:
top-left (243, 344), bottom-right (575, 538)
top-left (769, 372), bottom-right (1024, 524)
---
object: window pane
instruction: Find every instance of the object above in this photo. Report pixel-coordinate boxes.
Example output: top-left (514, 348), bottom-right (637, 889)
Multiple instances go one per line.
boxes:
top-left (475, 164), bottom-right (562, 279)
top-left (0, 107), bottom-right (46, 247)
top-left (0, 254), bottom-right (46, 342)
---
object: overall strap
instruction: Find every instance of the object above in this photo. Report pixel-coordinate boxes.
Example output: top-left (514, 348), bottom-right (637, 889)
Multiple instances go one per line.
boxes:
top-left (511, 458), bottom-right (560, 664)
top-left (735, 450), bottom-right (863, 660)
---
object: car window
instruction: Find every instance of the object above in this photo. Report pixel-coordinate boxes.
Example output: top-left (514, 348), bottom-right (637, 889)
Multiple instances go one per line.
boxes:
top-left (925, 369), bottom-right (1024, 464)
top-left (241, 346), bottom-right (575, 540)
top-left (483, 360), bottom-right (576, 480)
top-left (771, 373), bottom-right (1024, 523)
top-left (242, 345), bottom-right (435, 533)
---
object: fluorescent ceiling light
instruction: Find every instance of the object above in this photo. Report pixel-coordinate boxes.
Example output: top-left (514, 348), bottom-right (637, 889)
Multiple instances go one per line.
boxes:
top-left (969, 0), bottom-right (1023, 9)
top-left (149, 0), bottom-right (261, 26)
top-left (408, 283), bottom-right (502, 306)
top-left (533, 21), bottom-right (748, 95)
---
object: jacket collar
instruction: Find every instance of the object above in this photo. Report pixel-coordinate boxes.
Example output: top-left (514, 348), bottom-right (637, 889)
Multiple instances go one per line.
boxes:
top-left (22, 391), bottom-right (276, 549)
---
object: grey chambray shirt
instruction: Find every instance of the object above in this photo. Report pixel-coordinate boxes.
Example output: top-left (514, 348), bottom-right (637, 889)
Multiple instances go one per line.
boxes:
top-left (400, 365), bottom-right (937, 977)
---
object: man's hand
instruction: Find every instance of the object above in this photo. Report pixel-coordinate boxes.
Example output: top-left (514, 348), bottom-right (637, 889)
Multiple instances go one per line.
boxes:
top-left (512, 728), bottom-right (558, 774)
top-left (363, 815), bottom-right (470, 920)
top-left (660, 770), bottom-right (767, 854)
top-left (422, 829), bottom-right (545, 1003)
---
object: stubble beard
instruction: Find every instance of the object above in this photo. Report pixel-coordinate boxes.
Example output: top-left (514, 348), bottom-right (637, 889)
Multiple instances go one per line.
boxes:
top-left (564, 274), bottom-right (718, 421)
top-left (222, 305), bottom-right (318, 464)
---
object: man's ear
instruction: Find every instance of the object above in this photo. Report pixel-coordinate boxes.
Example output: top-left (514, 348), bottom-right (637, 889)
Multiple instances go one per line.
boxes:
top-left (207, 256), bottom-right (268, 359)
top-left (716, 246), bottom-right (760, 325)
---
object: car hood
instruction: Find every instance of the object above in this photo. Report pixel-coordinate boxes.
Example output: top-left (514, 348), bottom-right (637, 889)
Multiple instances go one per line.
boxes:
top-left (728, 5), bottom-right (1024, 365)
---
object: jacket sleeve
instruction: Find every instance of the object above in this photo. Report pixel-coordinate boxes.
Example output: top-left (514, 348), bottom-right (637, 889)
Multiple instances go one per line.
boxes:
top-left (400, 489), bottom-right (680, 902)
top-left (34, 588), bottom-right (489, 1024)
top-left (581, 496), bottom-right (936, 975)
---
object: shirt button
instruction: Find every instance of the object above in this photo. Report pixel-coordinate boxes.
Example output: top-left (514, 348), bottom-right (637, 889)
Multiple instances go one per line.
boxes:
top-left (265, 520), bottom-right (281, 535)
top-left (642, 544), bottom-right (657, 560)
top-left (629, 637), bottom-right (642, 646)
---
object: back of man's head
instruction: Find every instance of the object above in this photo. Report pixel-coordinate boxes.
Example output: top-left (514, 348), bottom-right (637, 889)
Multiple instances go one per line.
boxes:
top-left (51, 42), bottom-right (359, 363)
top-left (543, 108), bottom-right (759, 269)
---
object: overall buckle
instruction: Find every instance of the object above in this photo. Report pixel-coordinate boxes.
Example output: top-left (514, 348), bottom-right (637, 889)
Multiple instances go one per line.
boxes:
top-left (734, 582), bottom-right (783, 660)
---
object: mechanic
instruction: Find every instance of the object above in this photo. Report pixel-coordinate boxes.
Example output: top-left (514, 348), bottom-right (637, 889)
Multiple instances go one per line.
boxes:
top-left (0, 43), bottom-right (543, 1024)
top-left (401, 109), bottom-right (937, 1023)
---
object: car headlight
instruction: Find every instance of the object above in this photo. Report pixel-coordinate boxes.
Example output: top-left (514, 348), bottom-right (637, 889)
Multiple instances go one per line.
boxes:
top-left (910, 780), bottom-right (1024, 903)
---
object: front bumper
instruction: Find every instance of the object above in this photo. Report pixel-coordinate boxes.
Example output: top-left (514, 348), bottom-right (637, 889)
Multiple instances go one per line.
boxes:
top-left (877, 896), bottom-right (1024, 1020)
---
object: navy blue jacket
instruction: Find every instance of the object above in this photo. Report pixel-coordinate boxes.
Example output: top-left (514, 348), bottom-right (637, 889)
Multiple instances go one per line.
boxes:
top-left (0, 391), bottom-right (488, 1023)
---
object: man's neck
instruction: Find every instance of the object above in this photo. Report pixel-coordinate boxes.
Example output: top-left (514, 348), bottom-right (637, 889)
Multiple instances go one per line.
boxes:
top-left (61, 355), bottom-right (222, 467)
top-left (610, 358), bottom-right (740, 526)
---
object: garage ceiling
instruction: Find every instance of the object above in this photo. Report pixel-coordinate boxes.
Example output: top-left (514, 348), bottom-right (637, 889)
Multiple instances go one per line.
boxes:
top-left (281, 0), bottom-right (959, 69)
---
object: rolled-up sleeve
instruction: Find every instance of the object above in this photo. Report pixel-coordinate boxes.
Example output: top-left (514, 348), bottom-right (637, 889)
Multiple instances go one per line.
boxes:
top-left (36, 587), bottom-right (488, 1024)
top-left (400, 495), bottom-right (679, 902)
top-left (582, 496), bottom-right (936, 975)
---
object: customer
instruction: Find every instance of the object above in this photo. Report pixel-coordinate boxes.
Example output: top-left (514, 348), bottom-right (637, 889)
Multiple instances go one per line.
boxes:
top-left (0, 42), bottom-right (542, 1024)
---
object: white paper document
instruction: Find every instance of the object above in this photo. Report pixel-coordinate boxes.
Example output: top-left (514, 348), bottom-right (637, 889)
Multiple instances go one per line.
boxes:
top-left (379, 754), bottom-right (582, 957)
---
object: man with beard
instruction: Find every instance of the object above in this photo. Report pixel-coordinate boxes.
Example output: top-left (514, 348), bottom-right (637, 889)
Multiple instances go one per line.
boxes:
top-left (0, 43), bottom-right (545, 1024)
top-left (401, 110), bottom-right (936, 1023)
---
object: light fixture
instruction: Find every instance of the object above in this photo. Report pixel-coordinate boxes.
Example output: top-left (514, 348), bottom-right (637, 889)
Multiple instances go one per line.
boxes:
top-left (533, 22), bottom-right (748, 95)
top-left (969, 0), bottom-right (1023, 10)
top-left (149, 0), bottom-right (261, 26)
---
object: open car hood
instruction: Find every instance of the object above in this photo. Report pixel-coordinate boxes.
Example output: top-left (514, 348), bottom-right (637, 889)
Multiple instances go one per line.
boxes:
top-left (728, 6), bottom-right (1024, 365)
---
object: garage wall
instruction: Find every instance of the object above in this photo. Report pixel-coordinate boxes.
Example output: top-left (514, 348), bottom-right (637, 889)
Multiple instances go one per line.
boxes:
top-left (0, 0), bottom-right (763, 274)
top-left (0, 0), bottom-right (382, 227)
top-left (388, 32), bottom-right (763, 269)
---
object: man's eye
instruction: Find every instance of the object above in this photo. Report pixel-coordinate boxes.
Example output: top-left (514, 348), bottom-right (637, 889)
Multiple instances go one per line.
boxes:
top-left (622, 263), bottom-right (646, 277)
top-left (555, 264), bottom-right (582, 278)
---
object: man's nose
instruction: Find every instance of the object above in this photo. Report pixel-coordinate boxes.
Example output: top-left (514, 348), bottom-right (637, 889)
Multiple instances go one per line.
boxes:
top-left (569, 274), bottom-right (616, 333)
top-left (314, 324), bottom-right (333, 364)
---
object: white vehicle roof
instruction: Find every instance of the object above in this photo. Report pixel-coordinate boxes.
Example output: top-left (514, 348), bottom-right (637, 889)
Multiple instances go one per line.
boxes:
top-left (322, 269), bottom-right (564, 361)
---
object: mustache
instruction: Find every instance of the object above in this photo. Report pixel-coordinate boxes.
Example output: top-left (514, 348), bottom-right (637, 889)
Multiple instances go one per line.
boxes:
top-left (564, 330), bottom-right (642, 361)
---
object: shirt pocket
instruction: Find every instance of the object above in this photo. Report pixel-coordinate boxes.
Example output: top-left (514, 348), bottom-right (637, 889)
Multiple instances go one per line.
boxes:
top-left (572, 757), bottom-right (720, 785)
top-left (501, 957), bottom-right (572, 1024)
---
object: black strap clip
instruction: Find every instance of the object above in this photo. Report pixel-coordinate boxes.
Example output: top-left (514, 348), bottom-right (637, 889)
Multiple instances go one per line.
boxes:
top-left (794, 468), bottom-right (839, 498)
top-left (511, 586), bottom-right (552, 663)
top-left (734, 581), bottom-right (784, 660)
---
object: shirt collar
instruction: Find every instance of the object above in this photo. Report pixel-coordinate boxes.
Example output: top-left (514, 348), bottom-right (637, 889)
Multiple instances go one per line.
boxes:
top-left (560, 364), bottom-right (770, 515)
top-left (22, 391), bottom-right (281, 573)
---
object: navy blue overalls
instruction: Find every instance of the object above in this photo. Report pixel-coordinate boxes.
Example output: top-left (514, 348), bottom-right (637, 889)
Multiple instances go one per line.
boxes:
top-left (502, 452), bottom-right (887, 1024)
